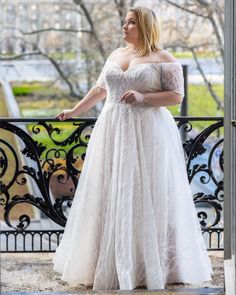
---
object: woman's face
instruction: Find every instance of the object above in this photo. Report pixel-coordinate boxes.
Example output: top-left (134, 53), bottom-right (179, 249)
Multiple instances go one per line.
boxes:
top-left (123, 11), bottom-right (139, 45)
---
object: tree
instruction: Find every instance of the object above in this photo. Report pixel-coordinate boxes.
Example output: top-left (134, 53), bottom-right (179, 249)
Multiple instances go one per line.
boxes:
top-left (161, 0), bottom-right (224, 110)
top-left (0, 0), bottom-right (224, 112)
top-left (0, 0), bottom-right (129, 100)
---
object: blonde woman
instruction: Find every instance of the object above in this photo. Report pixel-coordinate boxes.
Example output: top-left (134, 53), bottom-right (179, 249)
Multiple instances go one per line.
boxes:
top-left (53, 6), bottom-right (213, 291)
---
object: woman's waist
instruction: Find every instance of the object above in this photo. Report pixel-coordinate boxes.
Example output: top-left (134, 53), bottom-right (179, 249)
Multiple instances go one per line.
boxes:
top-left (103, 99), bottom-right (161, 111)
top-left (97, 100), bottom-right (175, 125)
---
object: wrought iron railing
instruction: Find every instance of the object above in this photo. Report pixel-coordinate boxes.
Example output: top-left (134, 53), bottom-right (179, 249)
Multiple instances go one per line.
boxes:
top-left (0, 117), bottom-right (224, 252)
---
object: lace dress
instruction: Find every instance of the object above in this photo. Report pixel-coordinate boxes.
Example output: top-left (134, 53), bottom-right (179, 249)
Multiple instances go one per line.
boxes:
top-left (52, 58), bottom-right (213, 290)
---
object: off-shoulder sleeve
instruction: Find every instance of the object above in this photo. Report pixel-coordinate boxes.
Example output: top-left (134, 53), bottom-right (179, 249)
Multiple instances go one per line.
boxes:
top-left (96, 58), bottom-right (110, 90)
top-left (161, 62), bottom-right (185, 97)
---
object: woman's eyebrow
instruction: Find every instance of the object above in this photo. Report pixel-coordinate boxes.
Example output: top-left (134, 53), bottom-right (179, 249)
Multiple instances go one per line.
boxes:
top-left (124, 18), bottom-right (136, 21)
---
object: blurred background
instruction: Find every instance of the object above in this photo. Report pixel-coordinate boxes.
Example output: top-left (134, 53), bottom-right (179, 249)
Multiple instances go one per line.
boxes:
top-left (0, 0), bottom-right (224, 118)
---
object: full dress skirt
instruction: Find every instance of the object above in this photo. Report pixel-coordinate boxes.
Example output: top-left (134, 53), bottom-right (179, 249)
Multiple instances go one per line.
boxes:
top-left (52, 59), bottom-right (213, 290)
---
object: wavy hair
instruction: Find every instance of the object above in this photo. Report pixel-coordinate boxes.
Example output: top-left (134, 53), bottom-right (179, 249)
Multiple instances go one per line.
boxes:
top-left (129, 6), bottom-right (162, 56)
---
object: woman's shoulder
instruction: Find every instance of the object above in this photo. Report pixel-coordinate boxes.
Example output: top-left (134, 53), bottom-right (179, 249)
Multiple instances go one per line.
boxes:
top-left (154, 49), bottom-right (178, 63)
top-left (108, 47), bottom-right (127, 59)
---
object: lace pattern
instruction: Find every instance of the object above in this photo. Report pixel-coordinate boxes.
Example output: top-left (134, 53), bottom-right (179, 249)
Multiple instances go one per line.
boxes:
top-left (96, 59), bottom-right (185, 99)
top-left (96, 58), bottom-right (111, 90)
top-left (53, 56), bottom-right (213, 291)
top-left (160, 62), bottom-right (185, 97)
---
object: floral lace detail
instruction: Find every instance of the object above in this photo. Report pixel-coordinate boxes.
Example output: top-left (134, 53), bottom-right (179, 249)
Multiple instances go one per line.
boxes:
top-left (53, 57), bottom-right (213, 291)
top-left (160, 62), bottom-right (185, 97)
top-left (96, 58), bottom-right (111, 90)
top-left (96, 59), bottom-right (185, 100)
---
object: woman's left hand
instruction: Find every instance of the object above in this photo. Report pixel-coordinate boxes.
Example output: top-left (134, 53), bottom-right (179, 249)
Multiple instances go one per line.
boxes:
top-left (120, 90), bottom-right (144, 104)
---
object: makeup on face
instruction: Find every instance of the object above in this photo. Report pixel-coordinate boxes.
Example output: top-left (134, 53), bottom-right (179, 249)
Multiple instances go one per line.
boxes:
top-left (123, 16), bottom-right (136, 35)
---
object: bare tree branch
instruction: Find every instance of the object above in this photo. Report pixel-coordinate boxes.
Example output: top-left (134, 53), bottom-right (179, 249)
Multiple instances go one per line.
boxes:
top-left (190, 48), bottom-right (223, 110)
top-left (113, 0), bottom-right (128, 27)
top-left (60, 6), bottom-right (83, 15)
top-left (40, 50), bottom-right (81, 98)
top-left (165, 41), bottom-right (223, 111)
top-left (166, 0), bottom-right (224, 58)
top-left (208, 15), bottom-right (224, 58)
top-left (215, 2), bottom-right (224, 32)
top-left (164, 0), bottom-right (224, 112)
top-left (23, 28), bottom-right (91, 35)
top-left (0, 51), bottom-right (42, 61)
top-left (0, 50), bottom-right (82, 98)
top-left (2, 26), bottom-right (91, 36)
top-left (73, 0), bottom-right (106, 59)
top-left (165, 0), bottom-right (209, 19)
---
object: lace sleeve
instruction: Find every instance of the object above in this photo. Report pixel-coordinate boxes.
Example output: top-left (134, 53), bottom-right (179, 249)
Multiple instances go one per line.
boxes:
top-left (161, 62), bottom-right (185, 97)
top-left (96, 58), bottom-right (110, 90)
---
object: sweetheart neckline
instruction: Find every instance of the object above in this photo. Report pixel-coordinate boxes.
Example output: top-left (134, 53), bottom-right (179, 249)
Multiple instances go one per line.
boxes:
top-left (108, 59), bottom-right (180, 73)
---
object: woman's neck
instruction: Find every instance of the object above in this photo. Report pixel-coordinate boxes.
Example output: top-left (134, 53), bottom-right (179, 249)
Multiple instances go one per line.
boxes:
top-left (126, 44), bottom-right (139, 55)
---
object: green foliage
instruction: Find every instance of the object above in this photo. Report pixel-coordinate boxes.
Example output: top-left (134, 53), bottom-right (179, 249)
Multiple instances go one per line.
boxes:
top-left (12, 81), bottom-right (224, 131)
top-left (48, 51), bottom-right (77, 60)
top-left (168, 83), bottom-right (223, 116)
top-left (168, 83), bottom-right (224, 130)
top-left (188, 84), bottom-right (224, 117)
top-left (12, 82), bottom-right (69, 97)
top-left (19, 97), bottom-right (75, 118)
top-left (12, 84), bottom-right (46, 96)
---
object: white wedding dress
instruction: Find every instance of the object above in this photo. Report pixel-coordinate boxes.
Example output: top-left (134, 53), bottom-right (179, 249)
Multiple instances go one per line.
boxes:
top-left (52, 58), bottom-right (213, 290)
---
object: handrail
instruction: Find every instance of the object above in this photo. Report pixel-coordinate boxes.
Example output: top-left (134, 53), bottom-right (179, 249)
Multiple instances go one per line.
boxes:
top-left (0, 116), bottom-right (224, 122)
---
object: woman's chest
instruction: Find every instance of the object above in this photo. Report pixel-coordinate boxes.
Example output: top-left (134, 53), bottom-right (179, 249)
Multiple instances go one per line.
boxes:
top-left (105, 61), bottom-right (162, 92)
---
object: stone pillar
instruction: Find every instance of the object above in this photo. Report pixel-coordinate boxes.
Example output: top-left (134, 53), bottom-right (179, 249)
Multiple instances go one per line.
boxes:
top-left (224, 0), bottom-right (236, 294)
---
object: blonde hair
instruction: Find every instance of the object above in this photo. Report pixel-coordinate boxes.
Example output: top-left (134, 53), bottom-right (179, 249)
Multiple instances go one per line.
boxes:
top-left (129, 6), bottom-right (162, 56)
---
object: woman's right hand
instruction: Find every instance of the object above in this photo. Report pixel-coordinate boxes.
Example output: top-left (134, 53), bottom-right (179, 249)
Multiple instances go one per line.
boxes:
top-left (56, 109), bottom-right (74, 121)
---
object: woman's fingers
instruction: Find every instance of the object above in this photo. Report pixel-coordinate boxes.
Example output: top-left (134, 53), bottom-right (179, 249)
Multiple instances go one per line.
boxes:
top-left (56, 110), bottom-right (71, 121)
top-left (120, 90), bottom-right (131, 102)
top-left (120, 90), bottom-right (144, 104)
top-left (56, 113), bottom-right (64, 120)
top-left (56, 113), bottom-right (62, 119)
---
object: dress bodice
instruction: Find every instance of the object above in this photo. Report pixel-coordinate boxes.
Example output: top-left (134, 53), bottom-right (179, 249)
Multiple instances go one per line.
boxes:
top-left (53, 57), bottom-right (212, 292)
top-left (96, 59), bottom-right (185, 105)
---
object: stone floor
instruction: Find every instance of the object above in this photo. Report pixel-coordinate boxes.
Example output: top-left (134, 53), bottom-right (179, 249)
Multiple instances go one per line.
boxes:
top-left (1, 252), bottom-right (224, 294)
top-left (0, 291), bottom-right (225, 295)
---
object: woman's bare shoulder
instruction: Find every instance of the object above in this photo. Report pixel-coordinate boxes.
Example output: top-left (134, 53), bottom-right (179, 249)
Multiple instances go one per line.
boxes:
top-left (109, 47), bottom-right (127, 59)
top-left (154, 49), bottom-right (178, 63)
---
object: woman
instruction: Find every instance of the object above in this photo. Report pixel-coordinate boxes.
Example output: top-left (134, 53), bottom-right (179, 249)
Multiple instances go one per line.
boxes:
top-left (53, 6), bottom-right (213, 290)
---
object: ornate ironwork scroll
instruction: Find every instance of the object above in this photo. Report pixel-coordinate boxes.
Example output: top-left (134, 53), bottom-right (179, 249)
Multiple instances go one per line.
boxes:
top-left (0, 117), bottom-right (224, 236)
top-left (177, 117), bottom-right (224, 231)
top-left (0, 118), bottom-right (95, 230)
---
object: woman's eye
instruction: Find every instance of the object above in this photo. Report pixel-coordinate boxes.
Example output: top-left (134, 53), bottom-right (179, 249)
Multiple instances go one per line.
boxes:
top-left (123, 20), bottom-right (135, 25)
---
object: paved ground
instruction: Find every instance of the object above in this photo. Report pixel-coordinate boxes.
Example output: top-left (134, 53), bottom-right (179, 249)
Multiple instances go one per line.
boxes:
top-left (1, 252), bottom-right (224, 293)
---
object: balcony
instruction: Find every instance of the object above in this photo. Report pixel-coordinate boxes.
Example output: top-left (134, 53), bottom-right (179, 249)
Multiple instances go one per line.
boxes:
top-left (0, 116), bottom-right (224, 293)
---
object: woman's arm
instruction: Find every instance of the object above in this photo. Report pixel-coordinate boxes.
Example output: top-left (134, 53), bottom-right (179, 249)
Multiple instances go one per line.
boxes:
top-left (143, 90), bottom-right (183, 106)
top-left (120, 89), bottom-right (182, 107)
top-left (56, 86), bottom-right (106, 120)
